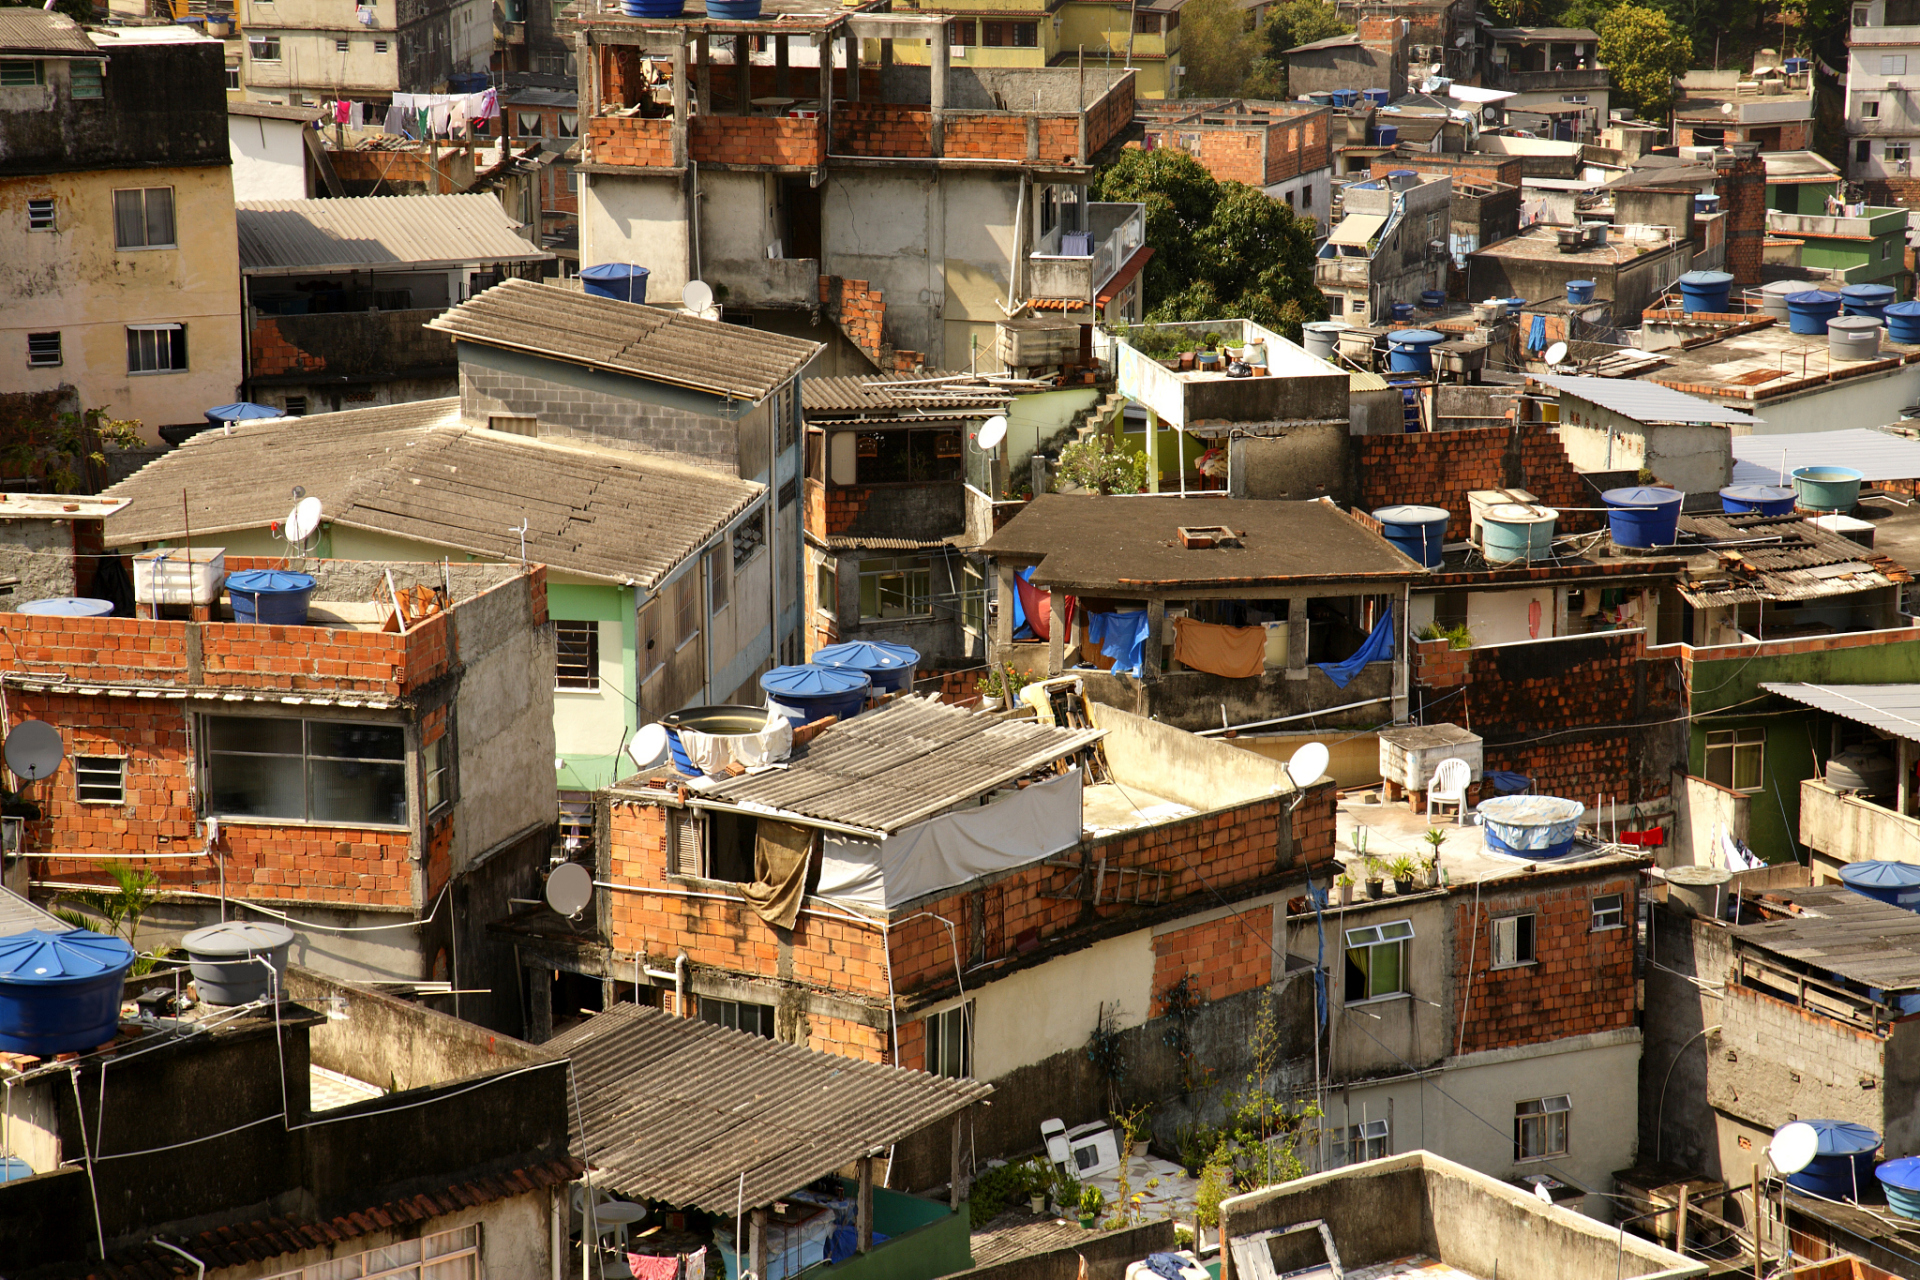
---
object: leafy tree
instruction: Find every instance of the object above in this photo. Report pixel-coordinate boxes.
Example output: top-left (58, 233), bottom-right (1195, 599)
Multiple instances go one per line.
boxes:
top-left (1093, 147), bottom-right (1222, 314)
top-left (53, 862), bottom-right (172, 977)
top-left (1598, 4), bottom-right (1693, 119)
top-left (4, 409), bottom-right (143, 494)
top-left (0, 0), bottom-right (93, 25)
top-left (1058, 433), bottom-right (1148, 496)
top-left (1261, 0), bottom-right (1354, 62)
top-left (1177, 0), bottom-right (1259, 97)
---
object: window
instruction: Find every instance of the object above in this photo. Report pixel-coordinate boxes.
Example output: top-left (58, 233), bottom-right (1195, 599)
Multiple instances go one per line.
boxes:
top-left (667, 808), bottom-right (704, 874)
top-left (816, 558), bottom-right (838, 615)
top-left (0, 60), bottom-right (43, 87)
top-left (674, 572), bottom-right (701, 649)
top-left (558, 110), bottom-right (577, 137)
top-left (1887, 238), bottom-right (1898, 260)
top-left (1704, 727), bottom-right (1764, 792)
top-left (113, 187), bottom-right (175, 249)
top-left (517, 110), bottom-right (543, 137)
top-left (249, 35), bottom-right (281, 61)
top-left (1327, 296), bottom-right (1344, 316)
top-left (1491, 914), bottom-right (1536, 968)
top-left (1329, 1118), bottom-right (1389, 1168)
top-left (1859, 139), bottom-right (1873, 163)
top-left (1515, 1095), bottom-right (1570, 1161)
top-left (1301, 187), bottom-right (1313, 209)
top-left (707, 547), bottom-right (730, 613)
top-left (1857, 4), bottom-right (1871, 22)
top-left (637, 598), bottom-right (664, 683)
top-left (423, 735), bottom-right (448, 812)
top-left (69, 61), bottom-right (102, 98)
top-left (74, 756), bottom-right (124, 805)
top-left (962, 561), bottom-right (986, 636)
top-left (374, 39), bottom-right (389, 53)
top-left (1591, 892), bottom-right (1624, 931)
top-left (1891, 141), bottom-right (1912, 162)
top-left (283, 395), bottom-right (307, 416)
top-left (260, 1225), bottom-right (478, 1280)
top-left (858, 556), bottom-right (932, 621)
top-left (127, 324), bottom-right (186, 374)
top-left (701, 997), bottom-right (775, 1037)
top-left (27, 333), bottom-right (60, 368)
top-left (1133, 10), bottom-right (1160, 33)
top-left (925, 1002), bottom-right (972, 1079)
top-left (226, 65), bottom-right (240, 90)
top-left (555, 620), bottom-right (600, 690)
top-left (1344, 919), bottom-right (1413, 1002)
top-left (732, 511), bottom-right (764, 569)
top-left (854, 428), bottom-right (962, 483)
top-left (1863, 98), bottom-right (1882, 118)
top-left (1884, 54), bottom-right (1908, 74)
top-left (335, 37), bottom-right (350, 51)
top-left (982, 20), bottom-right (1037, 46)
top-left (950, 18), bottom-right (973, 45)
top-left (204, 716), bottom-right (408, 826)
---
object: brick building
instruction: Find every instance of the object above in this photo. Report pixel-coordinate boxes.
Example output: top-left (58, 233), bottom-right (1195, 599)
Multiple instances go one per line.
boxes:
top-left (1286, 17), bottom-right (1410, 103)
top-left (1137, 99), bottom-right (1334, 232)
top-left (9, 557), bottom-right (555, 1033)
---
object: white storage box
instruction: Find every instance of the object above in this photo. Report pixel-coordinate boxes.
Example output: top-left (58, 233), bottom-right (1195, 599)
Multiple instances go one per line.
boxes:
top-left (133, 548), bottom-right (226, 606)
top-left (1378, 723), bottom-right (1484, 791)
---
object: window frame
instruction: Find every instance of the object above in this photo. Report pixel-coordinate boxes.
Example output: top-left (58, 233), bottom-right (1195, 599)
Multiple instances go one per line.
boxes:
top-left (249, 35), bottom-right (282, 61)
top-left (74, 755), bottom-right (125, 805)
top-left (26, 332), bottom-right (61, 368)
top-left (707, 546), bottom-right (730, 614)
top-left (1514, 1094), bottom-right (1571, 1161)
top-left (113, 186), bottom-right (176, 251)
top-left (1885, 53), bottom-right (1909, 74)
top-left (26, 197), bottom-right (54, 231)
top-left (673, 572), bottom-right (701, 652)
top-left (373, 39), bottom-right (389, 53)
top-left (126, 324), bottom-right (187, 375)
top-left (700, 996), bottom-right (775, 1038)
top-left (1329, 1117), bottom-right (1389, 1168)
top-left (1591, 892), bottom-right (1624, 931)
top-left (68, 60), bottom-right (102, 99)
top-left (1490, 913), bottom-right (1536, 969)
top-left (1343, 919), bottom-right (1414, 1003)
top-left (816, 557), bottom-right (838, 616)
top-left (1863, 97), bottom-right (1882, 118)
top-left (201, 714), bottom-right (410, 829)
top-left (925, 1001), bottom-right (973, 1079)
top-left (1704, 727), bottom-right (1765, 793)
top-left (1890, 141), bottom-right (1913, 162)
top-left (423, 733), bottom-right (449, 814)
top-left (553, 619), bottom-right (602, 692)
top-left (335, 37), bottom-right (350, 51)
top-left (857, 555), bottom-right (933, 622)
top-left (0, 59), bottom-right (44, 88)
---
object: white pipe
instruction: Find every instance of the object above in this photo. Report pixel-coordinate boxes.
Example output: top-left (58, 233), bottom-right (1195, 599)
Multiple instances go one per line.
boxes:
top-left (152, 1241), bottom-right (205, 1280)
top-left (1197, 696), bottom-right (1394, 737)
top-left (675, 950), bottom-right (689, 1017)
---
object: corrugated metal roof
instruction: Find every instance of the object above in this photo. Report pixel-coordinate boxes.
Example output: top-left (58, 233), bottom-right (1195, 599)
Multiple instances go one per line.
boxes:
top-left (803, 371), bottom-right (1013, 416)
top-left (1759, 681), bottom-right (1920, 742)
top-left (825, 533), bottom-right (956, 551)
top-left (430, 279), bottom-right (821, 404)
top-left (0, 887), bottom-right (65, 938)
top-left (544, 1002), bottom-right (990, 1214)
top-left (1349, 370), bottom-right (1390, 392)
top-left (0, 10), bottom-right (103, 57)
top-left (1674, 511), bottom-right (1912, 606)
top-left (1535, 373), bottom-right (1762, 426)
top-left (1734, 884), bottom-right (1920, 994)
top-left (694, 695), bottom-right (1103, 835)
top-left (100, 399), bottom-right (762, 590)
top-left (1730, 428), bottom-right (1920, 485)
top-left (1287, 32), bottom-right (1359, 52)
top-left (235, 195), bottom-right (551, 274)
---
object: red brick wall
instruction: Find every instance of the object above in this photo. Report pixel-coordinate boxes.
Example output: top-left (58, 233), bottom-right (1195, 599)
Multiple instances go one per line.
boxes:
top-left (1084, 76), bottom-right (1134, 155)
top-left (831, 101), bottom-right (1106, 165)
top-left (1717, 153), bottom-right (1767, 287)
top-left (946, 114), bottom-right (1029, 161)
top-left (834, 102), bottom-right (934, 158)
top-left (249, 318), bottom-right (325, 378)
top-left (690, 115), bottom-right (824, 167)
top-left (1453, 871), bottom-right (1638, 1053)
top-left (587, 116), bottom-right (674, 168)
top-left (1369, 153), bottom-right (1522, 189)
top-left (823, 486), bottom-right (873, 536)
top-left (1191, 130), bottom-right (1266, 185)
top-left (1150, 908), bottom-right (1275, 1013)
top-left (1357, 425), bottom-right (1599, 543)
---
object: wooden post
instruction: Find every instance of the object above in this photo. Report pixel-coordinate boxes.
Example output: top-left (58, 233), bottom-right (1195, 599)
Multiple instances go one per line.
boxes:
top-left (1751, 1163), bottom-right (1764, 1280)
top-left (1143, 598), bottom-right (1165, 680)
top-left (1286, 597), bottom-right (1310, 681)
top-left (529, 965), bottom-right (553, 1041)
top-left (735, 34), bottom-right (752, 115)
top-left (857, 1155), bottom-right (875, 1253)
top-left (950, 1115), bottom-right (965, 1210)
top-left (751, 1205), bottom-right (770, 1279)
top-left (1047, 587), bottom-right (1066, 676)
top-left (995, 561), bottom-right (1017, 651)
top-left (1675, 1187), bottom-right (1690, 1255)
top-left (696, 33), bottom-right (712, 118)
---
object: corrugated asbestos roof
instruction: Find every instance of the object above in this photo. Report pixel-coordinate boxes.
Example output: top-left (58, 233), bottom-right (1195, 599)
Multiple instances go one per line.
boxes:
top-left (1730, 428), bottom-right (1920, 485)
top-left (1758, 682), bottom-right (1920, 742)
top-left (1675, 511), bottom-right (1912, 607)
top-left (0, 886), bottom-right (65, 938)
top-left (693, 695), bottom-right (1103, 835)
top-left (430, 278), bottom-right (821, 403)
top-left (803, 370), bottom-right (1013, 416)
top-left (0, 9), bottom-right (103, 56)
top-left (235, 195), bottom-right (552, 274)
top-left (1287, 32), bottom-right (1359, 52)
top-left (545, 1003), bottom-right (990, 1214)
top-left (1534, 373), bottom-right (1762, 426)
top-left (100, 399), bottom-right (762, 589)
top-left (1735, 884), bottom-right (1920, 994)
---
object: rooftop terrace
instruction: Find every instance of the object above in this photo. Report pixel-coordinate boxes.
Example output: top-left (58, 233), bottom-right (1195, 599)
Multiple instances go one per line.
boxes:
top-left (1632, 314), bottom-right (1920, 404)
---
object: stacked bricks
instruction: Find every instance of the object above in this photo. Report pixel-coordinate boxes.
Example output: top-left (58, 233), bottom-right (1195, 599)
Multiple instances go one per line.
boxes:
top-left (1035, 118), bottom-right (1080, 164)
top-left (823, 486), bottom-right (873, 537)
top-left (1150, 906), bottom-right (1275, 1014)
top-left (1369, 151), bottom-right (1521, 190)
top-left (587, 117), bottom-right (674, 169)
top-left (821, 275), bottom-right (887, 365)
top-left (600, 45), bottom-right (646, 107)
top-left (690, 116), bottom-right (824, 167)
top-left (833, 102), bottom-right (934, 158)
top-left (1357, 424), bottom-right (1600, 544)
top-left (1453, 871), bottom-right (1638, 1053)
top-left (249, 318), bottom-right (325, 378)
top-left (1084, 76), bottom-right (1134, 155)
top-left (1716, 151), bottom-right (1768, 287)
top-left (1193, 130), bottom-right (1266, 185)
top-left (945, 115), bottom-right (1029, 162)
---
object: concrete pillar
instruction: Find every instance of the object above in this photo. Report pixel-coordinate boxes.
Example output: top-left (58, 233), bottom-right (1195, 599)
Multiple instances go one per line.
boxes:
top-left (775, 33), bottom-right (789, 96)
top-left (696, 33), bottom-right (712, 117)
top-left (930, 35), bottom-right (948, 158)
top-left (845, 29), bottom-right (860, 101)
top-left (735, 36), bottom-right (752, 115)
top-left (1143, 598), bottom-right (1164, 680)
top-left (1145, 407), bottom-right (1160, 494)
top-left (857, 1156), bottom-right (875, 1253)
top-left (750, 1207), bottom-right (769, 1278)
top-left (995, 561), bottom-right (1016, 648)
top-left (1286, 596), bottom-right (1310, 680)
top-left (1047, 587), bottom-right (1066, 675)
top-left (949, 1115), bottom-right (965, 1210)
top-left (671, 37), bottom-right (689, 168)
top-left (528, 965), bottom-right (553, 1041)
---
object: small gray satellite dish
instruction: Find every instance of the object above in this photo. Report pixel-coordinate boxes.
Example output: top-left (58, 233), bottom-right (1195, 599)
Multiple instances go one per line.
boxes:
top-left (286, 495), bottom-right (323, 545)
top-left (629, 723), bottom-right (671, 772)
top-left (1544, 340), bottom-right (1570, 366)
top-left (977, 416), bottom-right (1008, 451)
top-left (1770, 1121), bottom-right (1820, 1176)
top-left (1286, 742), bottom-right (1330, 789)
top-left (683, 280), bottom-right (714, 314)
top-left (545, 861), bottom-right (593, 918)
top-left (4, 720), bottom-right (63, 781)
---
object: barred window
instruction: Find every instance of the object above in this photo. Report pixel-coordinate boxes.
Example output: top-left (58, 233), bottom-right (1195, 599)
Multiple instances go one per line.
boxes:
top-left (554, 621), bottom-right (600, 690)
top-left (74, 756), bottom-right (124, 805)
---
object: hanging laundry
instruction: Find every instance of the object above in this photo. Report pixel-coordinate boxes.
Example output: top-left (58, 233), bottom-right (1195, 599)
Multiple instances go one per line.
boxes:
top-left (1171, 616), bottom-right (1264, 679)
top-left (334, 99), bottom-right (350, 124)
top-left (383, 100), bottom-right (408, 135)
top-left (1089, 610), bottom-right (1150, 677)
top-left (1315, 605), bottom-right (1393, 689)
top-left (1012, 570), bottom-right (1072, 643)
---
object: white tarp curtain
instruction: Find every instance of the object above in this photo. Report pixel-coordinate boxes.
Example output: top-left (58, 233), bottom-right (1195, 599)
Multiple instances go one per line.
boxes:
top-left (816, 770), bottom-right (1084, 909)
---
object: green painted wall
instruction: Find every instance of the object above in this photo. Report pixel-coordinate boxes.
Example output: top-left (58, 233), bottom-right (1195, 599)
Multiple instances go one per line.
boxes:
top-left (547, 581), bottom-right (638, 792)
top-left (1796, 234), bottom-right (1907, 287)
top-left (814, 1187), bottom-right (971, 1280)
top-left (1769, 182), bottom-right (1837, 215)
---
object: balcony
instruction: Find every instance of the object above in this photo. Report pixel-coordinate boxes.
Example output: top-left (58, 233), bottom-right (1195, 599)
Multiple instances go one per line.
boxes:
top-left (1027, 201), bottom-right (1144, 304)
top-left (1766, 205), bottom-right (1908, 239)
top-left (704, 256), bottom-right (821, 309)
top-left (1799, 778), bottom-right (1920, 875)
top-left (1848, 22), bottom-right (1920, 42)
top-left (1486, 64), bottom-right (1610, 93)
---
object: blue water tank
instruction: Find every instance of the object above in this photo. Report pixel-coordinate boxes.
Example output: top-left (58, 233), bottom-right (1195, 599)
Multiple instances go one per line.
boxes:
top-left (1504, 297), bottom-right (1528, 313)
top-left (1602, 486), bottom-right (1684, 548)
top-left (0, 929), bottom-right (135, 1056)
top-left (621, 0), bottom-right (686, 16)
top-left (1390, 302), bottom-right (1414, 323)
top-left (1786, 1121), bottom-right (1881, 1201)
top-left (1566, 280), bottom-right (1596, 306)
top-left (1385, 329), bottom-right (1445, 373)
top-left (813, 640), bottom-right (919, 695)
top-left (1838, 860), bottom-right (1920, 909)
top-left (1420, 289), bottom-right (1446, 309)
top-left (760, 664), bottom-right (872, 726)
top-left (1786, 290), bottom-right (1844, 334)
top-left (1879, 1157), bottom-right (1920, 1219)
top-left (17, 598), bottom-right (114, 617)
top-left (0, 1156), bottom-right (30, 1184)
top-left (1330, 89), bottom-right (1358, 108)
top-left (228, 570), bottom-right (316, 626)
top-left (1678, 270), bottom-right (1735, 315)
top-left (1719, 484), bottom-right (1796, 516)
top-left (1887, 300), bottom-right (1920, 344)
top-left (204, 402), bottom-right (285, 425)
top-left (1371, 124), bottom-right (1399, 147)
top-left (1372, 505), bottom-right (1449, 567)
top-left (1843, 283), bottom-right (1897, 318)
top-left (705, 0), bottom-right (762, 15)
top-left (579, 263), bottom-right (652, 305)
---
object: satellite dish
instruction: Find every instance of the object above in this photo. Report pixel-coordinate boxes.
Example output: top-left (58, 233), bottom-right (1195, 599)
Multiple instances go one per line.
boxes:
top-left (683, 280), bottom-right (714, 314)
top-left (1286, 742), bottom-right (1330, 789)
top-left (1455, 33), bottom-right (1469, 46)
top-left (977, 416), bottom-right (1008, 451)
top-left (545, 861), bottom-right (593, 918)
top-left (629, 723), bottom-right (671, 771)
top-left (4, 720), bottom-right (63, 782)
top-left (1770, 1121), bottom-right (1820, 1176)
top-left (1544, 341), bottom-right (1570, 366)
top-left (285, 495), bottom-right (323, 545)
top-left (1720, 101), bottom-right (1735, 115)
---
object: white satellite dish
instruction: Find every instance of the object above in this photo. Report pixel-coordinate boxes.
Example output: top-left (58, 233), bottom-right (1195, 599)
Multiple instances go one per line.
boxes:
top-left (1286, 742), bottom-right (1330, 789)
top-left (629, 723), bottom-right (671, 772)
top-left (4, 720), bottom-right (62, 782)
top-left (977, 415), bottom-right (1008, 451)
top-left (1720, 101), bottom-right (1735, 115)
top-left (683, 280), bottom-right (714, 314)
top-left (1770, 1121), bottom-right (1820, 1176)
top-left (545, 861), bottom-right (593, 918)
top-left (1544, 341), bottom-right (1570, 366)
top-left (286, 495), bottom-right (323, 545)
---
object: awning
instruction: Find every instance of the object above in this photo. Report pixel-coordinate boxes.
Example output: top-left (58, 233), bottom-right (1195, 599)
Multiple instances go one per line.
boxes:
top-left (1328, 213), bottom-right (1387, 248)
top-left (1759, 682), bottom-right (1920, 743)
top-left (1450, 84), bottom-right (1518, 104)
top-left (1098, 245), bottom-right (1156, 307)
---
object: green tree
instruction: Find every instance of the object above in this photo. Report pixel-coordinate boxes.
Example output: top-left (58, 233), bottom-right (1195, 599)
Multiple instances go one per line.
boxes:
top-left (4, 409), bottom-right (143, 494)
top-left (53, 863), bottom-right (172, 977)
top-left (1177, 0), bottom-right (1259, 97)
top-left (1598, 4), bottom-right (1694, 119)
top-left (0, 0), bottom-right (94, 26)
top-left (1260, 0), bottom-right (1353, 62)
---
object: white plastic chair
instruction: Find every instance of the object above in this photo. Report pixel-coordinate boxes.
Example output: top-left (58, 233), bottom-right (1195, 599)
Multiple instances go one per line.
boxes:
top-left (1426, 757), bottom-right (1472, 824)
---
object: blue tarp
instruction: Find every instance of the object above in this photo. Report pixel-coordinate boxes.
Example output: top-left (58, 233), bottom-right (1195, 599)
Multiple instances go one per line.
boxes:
top-left (1528, 314), bottom-right (1547, 353)
top-left (1087, 610), bottom-right (1150, 677)
top-left (1315, 606), bottom-right (1393, 689)
top-left (1012, 566), bottom-right (1031, 639)
top-left (1487, 770), bottom-right (1532, 795)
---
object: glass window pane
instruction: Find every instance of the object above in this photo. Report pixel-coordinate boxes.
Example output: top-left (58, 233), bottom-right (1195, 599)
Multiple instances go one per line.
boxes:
top-left (208, 753), bottom-right (306, 819)
top-left (207, 715), bottom-right (303, 754)
top-left (144, 187), bottom-right (173, 246)
top-left (309, 759), bottom-right (406, 825)
top-left (1369, 941), bottom-right (1402, 996)
top-left (114, 189), bottom-right (142, 248)
top-left (308, 721), bottom-right (405, 760)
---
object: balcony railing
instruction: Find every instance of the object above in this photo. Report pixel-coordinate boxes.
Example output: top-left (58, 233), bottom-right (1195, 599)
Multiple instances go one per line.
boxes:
top-left (1767, 206), bottom-right (1908, 238)
top-left (1486, 65), bottom-right (1609, 92)
top-left (1027, 201), bottom-right (1144, 302)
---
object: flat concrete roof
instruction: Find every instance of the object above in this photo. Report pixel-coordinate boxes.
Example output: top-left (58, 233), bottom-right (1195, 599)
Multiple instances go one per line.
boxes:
top-left (1639, 321), bottom-right (1920, 402)
top-left (1471, 226), bottom-right (1678, 264)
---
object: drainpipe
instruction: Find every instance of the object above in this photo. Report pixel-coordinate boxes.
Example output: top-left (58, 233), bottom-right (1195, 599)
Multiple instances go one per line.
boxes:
top-left (152, 1242), bottom-right (206, 1280)
top-left (675, 950), bottom-right (689, 1016)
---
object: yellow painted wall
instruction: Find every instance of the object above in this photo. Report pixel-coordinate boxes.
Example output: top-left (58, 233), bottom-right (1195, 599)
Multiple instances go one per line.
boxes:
top-left (2, 164), bottom-right (242, 439)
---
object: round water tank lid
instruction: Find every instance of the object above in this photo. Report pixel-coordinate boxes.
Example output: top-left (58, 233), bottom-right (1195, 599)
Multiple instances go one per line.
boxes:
top-left (1389, 329), bottom-right (1445, 345)
top-left (181, 920), bottom-right (294, 956)
top-left (1838, 859), bottom-right (1920, 888)
top-left (1666, 864), bottom-right (1733, 886)
top-left (0, 928), bottom-right (134, 983)
top-left (227, 570), bottom-right (316, 593)
top-left (814, 639), bottom-right (920, 670)
top-left (760, 664), bottom-right (871, 696)
top-left (17, 598), bottom-right (114, 617)
top-left (1829, 315), bottom-right (1884, 331)
top-left (1887, 301), bottom-right (1920, 317)
top-left (1720, 484), bottom-right (1794, 502)
top-left (1843, 282), bottom-right (1897, 298)
top-left (1483, 502), bottom-right (1558, 524)
top-left (1793, 1119), bottom-right (1883, 1156)
top-left (1879, 1156), bottom-right (1920, 1192)
top-left (1787, 290), bottom-right (1842, 305)
top-left (0, 1156), bottom-right (31, 1185)
top-left (1372, 504), bottom-right (1449, 523)
top-left (1601, 486), bottom-right (1684, 507)
top-left (1679, 270), bottom-right (1736, 286)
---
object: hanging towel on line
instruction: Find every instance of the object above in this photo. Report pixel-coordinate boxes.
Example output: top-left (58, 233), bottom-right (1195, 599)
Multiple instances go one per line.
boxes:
top-left (1316, 606), bottom-right (1393, 689)
top-left (1171, 616), bottom-right (1265, 679)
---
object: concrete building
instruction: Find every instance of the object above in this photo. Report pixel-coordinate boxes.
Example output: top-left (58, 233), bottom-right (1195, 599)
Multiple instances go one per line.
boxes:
top-left (1764, 149), bottom-right (1844, 214)
top-left (235, 0), bottom-right (492, 107)
top-left (1286, 17), bottom-right (1409, 104)
top-left (1848, 0), bottom-right (1920, 200)
top-left (1, 15), bottom-right (242, 440)
top-left (1338, 0), bottom-right (1480, 86)
top-left (1674, 62), bottom-right (1816, 152)
top-left (571, 2), bottom-right (1137, 373)
top-left (227, 98), bottom-right (324, 200)
top-left (1767, 204), bottom-right (1912, 295)
top-left (871, 0), bottom-right (1185, 100)
top-left (1468, 223), bottom-right (1691, 322)
top-left (499, 72), bottom-right (579, 248)
top-left (1482, 27), bottom-right (1610, 140)
top-left (235, 193), bottom-right (552, 416)
top-left (1136, 99), bottom-right (1334, 233)
top-left (1317, 170), bottom-right (1451, 323)
top-left (1761, 682), bottom-right (1920, 879)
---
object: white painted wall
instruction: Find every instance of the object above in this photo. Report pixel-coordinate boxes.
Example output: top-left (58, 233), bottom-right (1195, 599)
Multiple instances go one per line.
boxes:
top-left (229, 112), bottom-right (310, 201)
top-left (1466, 588), bottom-right (1554, 645)
top-left (582, 172), bottom-right (691, 306)
top-left (1726, 369), bottom-right (1920, 436)
top-left (963, 927), bottom-right (1155, 1079)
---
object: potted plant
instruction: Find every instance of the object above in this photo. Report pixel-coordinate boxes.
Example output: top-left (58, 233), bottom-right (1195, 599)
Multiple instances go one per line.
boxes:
top-left (977, 670), bottom-right (1005, 711)
top-left (1388, 854), bottom-right (1419, 894)
top-left (1078, 1184), bottom-right (1105, 1228)
top-left (1336, 873), bottom-right (1354, 906)
top-left (1052, 1165), bottom-right (1081, 1219)
top-left (1424, 825), bottom-right (1449, 886)
top-left (1364, 857), bottom-right (1386, 899)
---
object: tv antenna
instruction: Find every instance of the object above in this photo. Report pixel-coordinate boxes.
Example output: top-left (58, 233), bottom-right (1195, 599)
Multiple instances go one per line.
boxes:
top-left (4, 720), bottom-right (64, 784)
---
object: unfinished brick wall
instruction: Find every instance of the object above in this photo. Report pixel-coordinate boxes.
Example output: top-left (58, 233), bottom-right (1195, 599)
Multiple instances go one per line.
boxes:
top-left (1716, 153), bottom-right (1767, 287)
top-left (1189, 130), bottom-right (1265, 185)
top-left (823, 486), bottom-right (872, 536)
top-left (1370, 152), bottom-right (1522, 189)
top-left (1453, 870), bottom-right (1638, 1054)
top-left (1150, 907), bottom-right (1275, 1013)
top-left (587, 116), bottom-right (674, 168)
top-left (833, 102), bottom-right (934, 158)
top-left (1356, 425), bottom-right (1600, 544)
top-left (249, 318), bottom-right (325, 378)
top-left (689, 115), bottom-right (824, 167)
